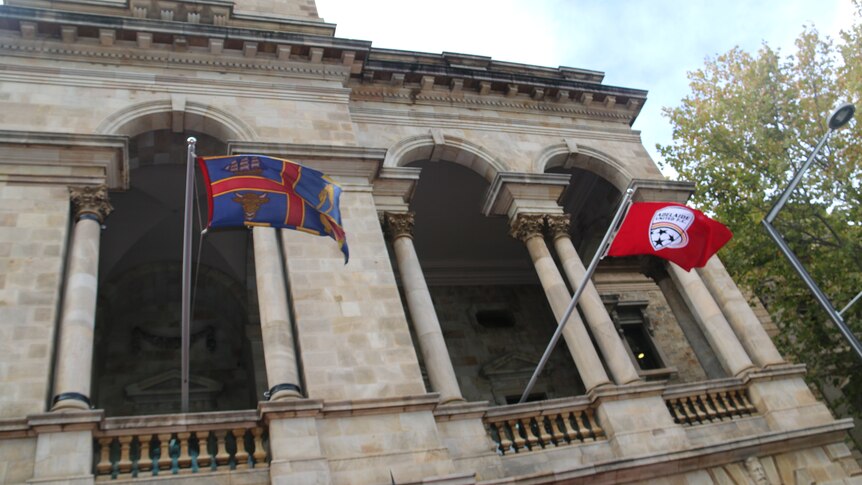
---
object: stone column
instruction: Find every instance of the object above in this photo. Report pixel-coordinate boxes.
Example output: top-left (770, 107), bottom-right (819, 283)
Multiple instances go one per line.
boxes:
top-left (253, 227), bottom-right (303, 401)
top-left (666, 262), bottom-right (755, 377)
top-left (384, 212), bottom-right (463, 404)
top-left (52, 186), bottom-right (112, 411)
top-left (546, 215), bottom-right (640, 385)
top-left (698, 255), bottom-right (784, 367)
top-left (511, 214), bottom-right (611, 392)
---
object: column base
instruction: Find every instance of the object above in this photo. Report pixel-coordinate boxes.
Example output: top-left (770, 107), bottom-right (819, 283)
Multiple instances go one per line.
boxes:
top-left (265, 383), bottom-right (303, 402)
top-left (51, 393), bottom-right (91, 412)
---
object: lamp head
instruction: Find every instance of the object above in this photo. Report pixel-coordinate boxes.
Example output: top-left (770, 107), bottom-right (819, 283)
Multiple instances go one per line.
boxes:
top-left (828, 102), bottom-right (855, 130)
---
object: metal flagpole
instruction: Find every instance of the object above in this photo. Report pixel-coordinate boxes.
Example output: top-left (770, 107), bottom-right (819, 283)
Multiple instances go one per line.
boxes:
top-left (181, 137), bottom-right (197, 413)
top-left (518, 188), bottom-right (635, 404)
top-left (761, 102), bottom-right (862, 361)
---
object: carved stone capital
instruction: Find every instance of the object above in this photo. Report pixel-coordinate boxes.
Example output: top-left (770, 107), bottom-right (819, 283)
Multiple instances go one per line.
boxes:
top-left (69, 185), bottom-right (113, 223)
top-left (509, 214), bottom-right (546, 242)
top-left (545, 214), bottom-right (572, 240)
top-left (383, 211), bottom-right (415, 240)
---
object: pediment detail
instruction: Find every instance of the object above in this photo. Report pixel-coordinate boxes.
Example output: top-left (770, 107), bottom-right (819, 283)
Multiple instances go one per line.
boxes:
top-left (480, 352), bottom-right (548, 379)
top-left (125, 369), bottom-right (223, 401)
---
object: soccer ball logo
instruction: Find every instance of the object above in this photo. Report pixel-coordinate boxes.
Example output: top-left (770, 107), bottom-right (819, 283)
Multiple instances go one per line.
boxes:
top-left (649, 206), bottom-right (694, 251)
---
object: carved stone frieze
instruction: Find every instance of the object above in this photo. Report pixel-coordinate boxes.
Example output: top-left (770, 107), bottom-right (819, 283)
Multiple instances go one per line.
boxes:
top-left (69, 185), bottom-right (113, 222)
top-left (744, 457), bottom-right (771, 485)
top-left (545, 214), bottom-right (572, 240)
top-left (383, 211), bottom-right (415, 240)
top-left (509, 214), bottom-right (546, 242)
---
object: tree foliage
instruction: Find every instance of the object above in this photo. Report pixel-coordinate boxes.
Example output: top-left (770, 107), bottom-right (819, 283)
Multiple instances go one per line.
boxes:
top-left (659, 4), bottom-right (862, 419)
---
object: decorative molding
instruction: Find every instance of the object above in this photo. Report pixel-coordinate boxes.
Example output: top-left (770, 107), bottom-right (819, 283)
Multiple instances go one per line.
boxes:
top-left (382, 212), bottom-right (414, 240)
top-left (69, 185), bottom-right (113, 222)
top-left (0, 58), bottom-right (351, 103)
top-left (509, 213), bottom-right (546, 243)
top-left (351, 107), bottom-right (644, 141)
top-left (545, 214), bottom-right (572, 240)
top-left (350, 88), bottom-right (637, 122)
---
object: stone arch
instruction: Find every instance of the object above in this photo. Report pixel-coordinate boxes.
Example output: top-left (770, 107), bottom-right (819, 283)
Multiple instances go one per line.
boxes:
top-left (96, 98), bottom-right (257, 141)
top-left (534, 142), bottom-right (633, 191)
top-left (383, 132), bottom-right (506, 183)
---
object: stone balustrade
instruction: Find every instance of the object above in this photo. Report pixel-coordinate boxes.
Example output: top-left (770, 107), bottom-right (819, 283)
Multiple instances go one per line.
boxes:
top-left (92, 411), bottom-right (268, 480)
top-left (664, 384), bottom-right (757, 426)
top-left (483, 399), bottom-right (605, 455)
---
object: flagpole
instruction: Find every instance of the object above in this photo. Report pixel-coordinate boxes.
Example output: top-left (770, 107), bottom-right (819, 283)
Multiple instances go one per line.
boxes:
top-left (181, 137), bottom-right (196, 413)
top-left (518, 188), bottom-right (634, 404)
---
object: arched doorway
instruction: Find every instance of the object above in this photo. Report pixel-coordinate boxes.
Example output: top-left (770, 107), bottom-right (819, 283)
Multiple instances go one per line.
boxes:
top-left (93, 129), bottom-right (265, 415)
top-left (403, 160), bottom-right (584, 404)
top-left (547, 162), bottom-right (722, 383)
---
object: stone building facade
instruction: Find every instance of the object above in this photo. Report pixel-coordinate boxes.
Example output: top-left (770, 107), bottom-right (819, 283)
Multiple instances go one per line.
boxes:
top-left (0, 0), bottom-right (859, 483)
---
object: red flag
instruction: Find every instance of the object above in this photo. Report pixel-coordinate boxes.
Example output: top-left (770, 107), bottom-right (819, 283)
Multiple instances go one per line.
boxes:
top-left (607, 202), bottom-right (732, 271)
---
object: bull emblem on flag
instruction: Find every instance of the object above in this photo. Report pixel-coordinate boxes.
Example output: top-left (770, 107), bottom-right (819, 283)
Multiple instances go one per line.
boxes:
top-left (649, 206), bottom-right (694, 251)
top-left (232, 192), bottom-right (270, 221)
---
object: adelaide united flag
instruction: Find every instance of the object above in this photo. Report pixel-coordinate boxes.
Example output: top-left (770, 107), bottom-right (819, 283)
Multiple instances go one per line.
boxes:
top-left (198, 154), bottom-right (349, 262)
top-left (607, 202), bottom-right (732, 271)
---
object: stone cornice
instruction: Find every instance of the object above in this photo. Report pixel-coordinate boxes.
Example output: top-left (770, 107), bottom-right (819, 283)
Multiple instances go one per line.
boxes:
top-left (0, 5), bottom-right (366, 77)
top-left (350, 88), bottom-right (640, 123)
top-left (2, 2), bottom-right (338, 36)
top-left (0, 57), bottom-right (352, 102)
top-left (351, 48), bottom-right (648, 125)
top-left (350, 107), bottom-right (645, 141)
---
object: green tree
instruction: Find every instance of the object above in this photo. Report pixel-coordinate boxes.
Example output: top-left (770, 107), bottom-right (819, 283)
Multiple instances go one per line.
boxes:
top-left (659, 6), bottom-right (862, 422)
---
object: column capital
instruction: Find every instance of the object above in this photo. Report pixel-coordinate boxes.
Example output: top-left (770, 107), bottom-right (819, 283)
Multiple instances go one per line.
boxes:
top-left (509, 213), bottom-right (546, 242)
top-left (545, 214), bottom-right (572, 240)
top-left (69, 185), bottom-right (113, 223)
top-left (383, 211), bottom-right (415, 240)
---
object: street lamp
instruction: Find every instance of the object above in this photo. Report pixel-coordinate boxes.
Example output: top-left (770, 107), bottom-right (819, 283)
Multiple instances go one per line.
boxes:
top-left (762, 102), bottom-right (861, 360)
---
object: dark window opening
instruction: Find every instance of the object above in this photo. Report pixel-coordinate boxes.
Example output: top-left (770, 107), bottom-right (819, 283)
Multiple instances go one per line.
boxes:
top-left (476, 309), bottom-right (516, 328)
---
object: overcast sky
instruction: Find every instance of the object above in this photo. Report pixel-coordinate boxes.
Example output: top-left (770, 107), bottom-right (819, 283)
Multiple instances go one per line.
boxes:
top-left (316, 0), bottom-right (856, 176)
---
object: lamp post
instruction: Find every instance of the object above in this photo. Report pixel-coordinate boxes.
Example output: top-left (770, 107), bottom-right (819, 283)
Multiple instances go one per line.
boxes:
top-left (761, 102), bottom-right (862, 360)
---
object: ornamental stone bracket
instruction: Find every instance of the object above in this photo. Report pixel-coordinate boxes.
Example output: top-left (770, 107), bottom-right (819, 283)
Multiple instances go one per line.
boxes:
top-left (629, 178), bottom-right (695, 204)
top-left (481, 171), bottom-right (571, 219)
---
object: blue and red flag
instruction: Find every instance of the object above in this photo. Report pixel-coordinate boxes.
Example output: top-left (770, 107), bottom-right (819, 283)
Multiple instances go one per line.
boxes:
top-left (198, 154), bottom-right (349, 262)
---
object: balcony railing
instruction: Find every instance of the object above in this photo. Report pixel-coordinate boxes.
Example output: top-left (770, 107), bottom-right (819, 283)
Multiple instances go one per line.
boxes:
top-left (483, 398), bottom-right (605, 455)
top-left (664, 386), bottom-right (757, 426)
top-left (93, 410), bottom-right (268, 480)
